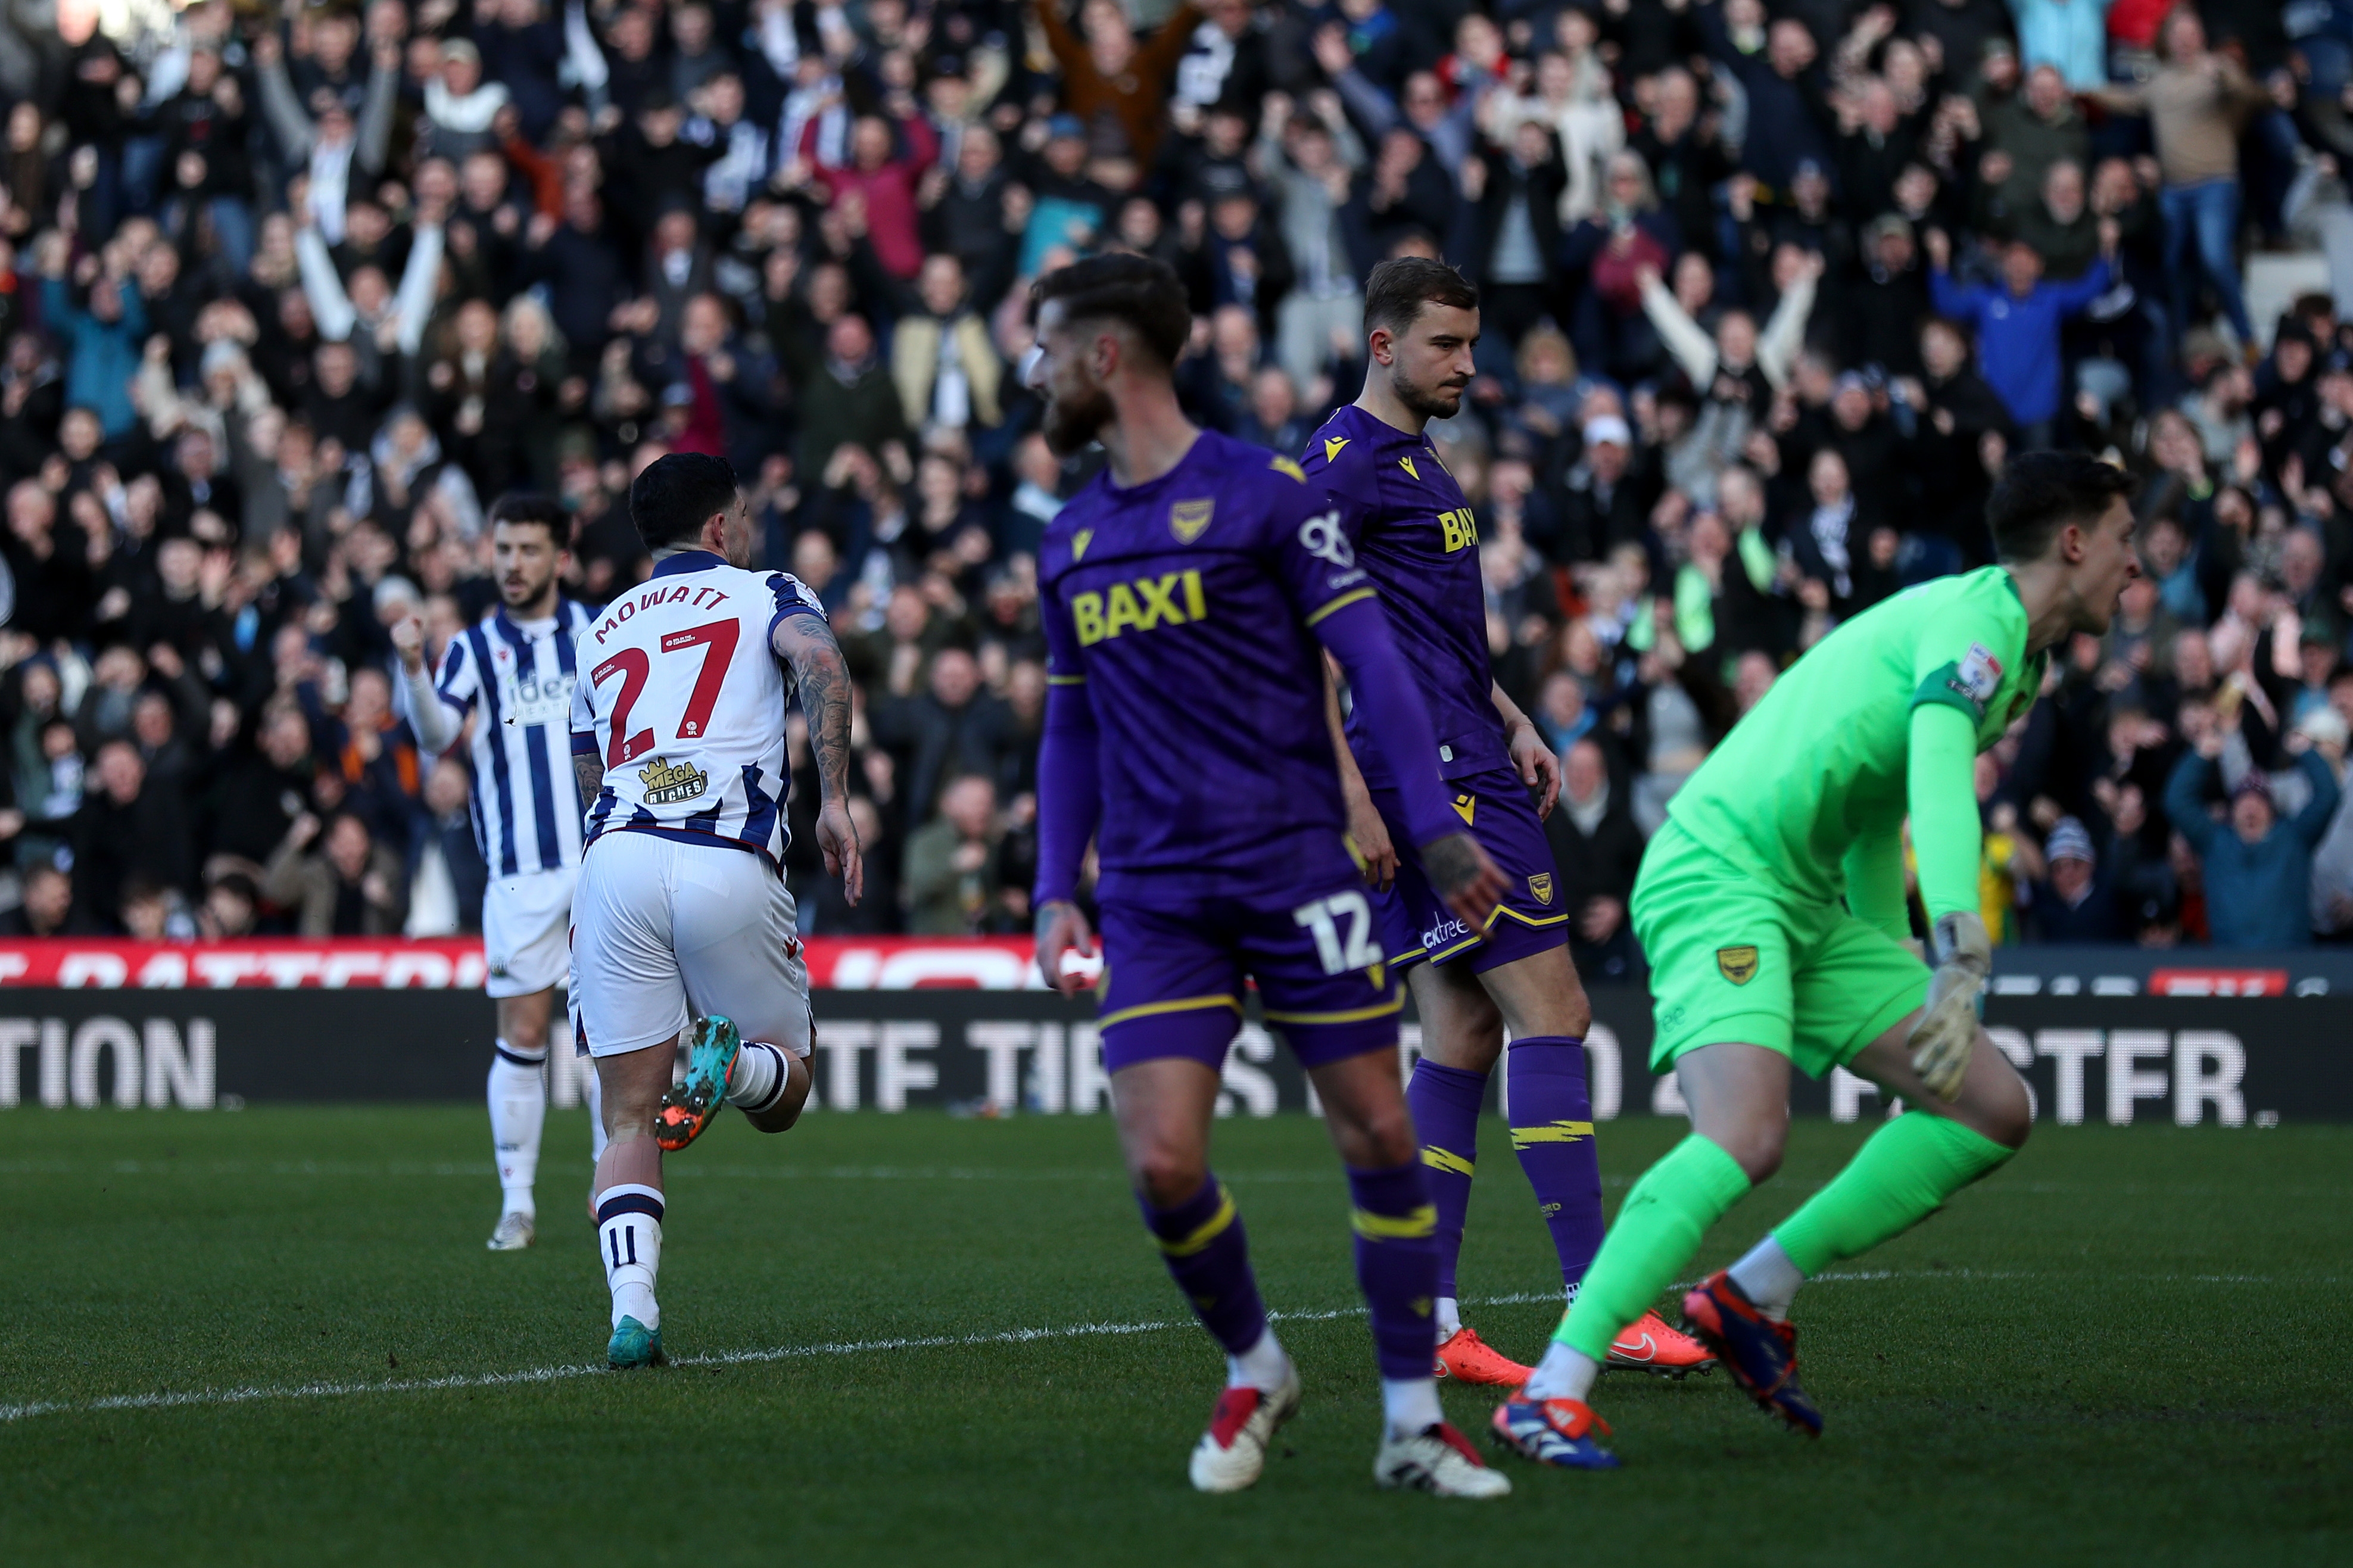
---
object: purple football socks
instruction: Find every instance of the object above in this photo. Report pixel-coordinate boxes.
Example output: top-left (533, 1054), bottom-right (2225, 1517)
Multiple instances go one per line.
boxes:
top-left (1139, 1174), bottom-right (1266, 1354)
top-left (1347, 1161), bottom-right (1442, 1380)
top-left (1405, 1056), bottom-right (1485, 1303)
top-left (1507, 1037), bottom-right (1607, 1296)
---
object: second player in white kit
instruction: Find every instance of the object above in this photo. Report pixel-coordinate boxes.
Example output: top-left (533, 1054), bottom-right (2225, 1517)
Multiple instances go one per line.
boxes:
top-left (569, 452), bottom-right (864, 1369)
top-left (397, 495), bottom-right (600, 1252)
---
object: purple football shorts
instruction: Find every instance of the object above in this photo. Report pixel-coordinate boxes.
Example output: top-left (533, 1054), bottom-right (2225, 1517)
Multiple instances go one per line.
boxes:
top-left (1095, 883), bottom-right (1403, 1074)
top-left (1366, 762), bottom-right (1571, 975)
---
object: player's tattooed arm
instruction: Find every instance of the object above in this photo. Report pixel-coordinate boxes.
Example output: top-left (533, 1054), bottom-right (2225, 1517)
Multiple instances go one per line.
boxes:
top-left (1492, 679), bottom-right (1560, 819)
top-left (1324, 653), bottom-right (1396, 892)
top-left (772, 612), bottom-right (865, 905)
top-left (573, 754), bottom-right (603, 806)
top-left (1420, 830), bottom-right (1505, 930)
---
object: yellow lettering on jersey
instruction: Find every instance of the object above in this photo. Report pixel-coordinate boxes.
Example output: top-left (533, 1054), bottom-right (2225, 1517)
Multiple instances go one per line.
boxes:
top-left (1072, 528), bottom-right (1093, 561)
top-left (1269, 456), bottom-right (1307, 482)
top-left (1071, 570), bottom-right (1209, 647)
top-left (1323, 437), bottom-right (1350, 463)
top-left (1104, 582), bottom-right (1143, 638)
top-left (1438, 507), bottom-right (1480, 553)
top-left (1134, 573), bottom-right (1185, 626)
top-left (1398, 455), bottom-right (1420, 481)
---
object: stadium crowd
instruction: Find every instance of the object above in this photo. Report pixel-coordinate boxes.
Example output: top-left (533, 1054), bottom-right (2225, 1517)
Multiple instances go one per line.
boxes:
top-left (0, 0), bottom-right (2346, 961)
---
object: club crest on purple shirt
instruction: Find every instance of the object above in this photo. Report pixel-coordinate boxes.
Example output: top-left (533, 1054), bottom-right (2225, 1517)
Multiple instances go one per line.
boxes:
top-left (1169, 498), bottom-right (1214, 543)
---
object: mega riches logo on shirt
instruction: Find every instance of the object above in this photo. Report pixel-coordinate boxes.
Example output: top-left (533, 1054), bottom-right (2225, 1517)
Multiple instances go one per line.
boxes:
top-left (637, 756), bottom-right (709, 805)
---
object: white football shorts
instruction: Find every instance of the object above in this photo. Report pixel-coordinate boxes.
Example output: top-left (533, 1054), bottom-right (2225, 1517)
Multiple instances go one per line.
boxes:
top-left (482, 865), bottom-right (577, 999)
top-left (569, 828), bottom-right (813, 1060)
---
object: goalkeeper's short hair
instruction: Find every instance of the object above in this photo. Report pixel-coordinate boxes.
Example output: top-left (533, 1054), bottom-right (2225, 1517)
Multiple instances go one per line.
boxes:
top-left (1985, 451), bottom-right (2137, 565)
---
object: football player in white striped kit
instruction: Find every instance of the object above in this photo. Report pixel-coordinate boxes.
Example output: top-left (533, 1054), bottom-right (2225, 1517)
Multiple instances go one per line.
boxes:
top-left (395, 495), bottom-right (602, 1251)
top-left (569, 452), bottom-right (862, 1368)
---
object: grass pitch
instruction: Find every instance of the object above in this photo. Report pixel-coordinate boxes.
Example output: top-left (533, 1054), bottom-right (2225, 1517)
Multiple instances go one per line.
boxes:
top-left (1, 1107), bottom-right (2346, 1567)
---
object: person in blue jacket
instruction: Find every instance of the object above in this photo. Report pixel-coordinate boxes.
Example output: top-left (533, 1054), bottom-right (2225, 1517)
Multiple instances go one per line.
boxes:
top-left (2164, 732), bottom-right (2340, 949)
top-left (38, 236), bottom-right (148, 442)
top-left (1925, 220), bottom-right (2115, 448)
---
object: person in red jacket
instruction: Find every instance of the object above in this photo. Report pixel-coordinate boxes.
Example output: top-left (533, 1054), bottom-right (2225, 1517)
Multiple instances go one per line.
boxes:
top-left (798, 111), bottom-right (939, 280)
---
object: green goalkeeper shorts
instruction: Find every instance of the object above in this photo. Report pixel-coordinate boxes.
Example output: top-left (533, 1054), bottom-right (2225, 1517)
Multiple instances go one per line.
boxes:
top-left (1633, 819), bottom-right (1929, 1077)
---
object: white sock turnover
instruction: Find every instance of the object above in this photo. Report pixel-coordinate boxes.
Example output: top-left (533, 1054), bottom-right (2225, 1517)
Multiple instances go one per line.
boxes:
top-left (1521, 1341), bottom-right (1600, 1404)
top-left (722, 1040), bottom-right (790, 1113)
top-left (1433, 1295), bottom-right (1462, 1340)
top-left (1380, 1376), bottom-right (1444, 1438)
top-left (488, 1043), bottom-right (547, 1217)
top-left (1226, 1326), bottom-right (1292, 1392)
top-left (1727, 1235), bottom-right (1806, 1321)
top-left (595, 1183), bottom-right (664, 1330)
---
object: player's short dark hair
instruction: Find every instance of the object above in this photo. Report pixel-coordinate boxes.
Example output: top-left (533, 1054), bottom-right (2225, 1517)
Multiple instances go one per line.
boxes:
top-left (1985, 451), bottom-right (2137, 564)
top-left (1029, 254), bottom-right (1192, 370)
top-left (629, 452), bottom-right (740, 554)
top-left (1362, 257), bottom-right (1479, 340)
top-left (487, 492), bottom-right (569, 546)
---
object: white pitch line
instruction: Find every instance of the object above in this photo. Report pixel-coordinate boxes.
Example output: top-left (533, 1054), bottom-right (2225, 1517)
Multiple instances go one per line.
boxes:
top-left (0, 1161), bottom-right (1355, 1184)
top-left (0, 1272), bottom-right (2309, 1428)
top-left (0, 1304), bottom-right (1384, 1427)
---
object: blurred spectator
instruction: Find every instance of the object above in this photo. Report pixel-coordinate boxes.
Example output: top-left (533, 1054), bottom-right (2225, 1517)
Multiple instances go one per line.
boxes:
top-left (2087, 9), bottom-right (2270, 348)
top-left (404, 756), bottom-right (485, 937)
top-left (71, 739), bottom-right (195, 933)
top-left (1927, 222), bottom-right (2114, 444)
top-left (1545, 738), bottom-right (1643, 982)
top-left (902, 772), bottom-right (1005, 934)
top-left (2164, 731), bottom-right (2340, 947)
top-left (0, 862), bottom-right (77, 936)
top-left (263, 809), bottom-right (407, 937)
top-left (2024, 815), bottom-right (2123, 942)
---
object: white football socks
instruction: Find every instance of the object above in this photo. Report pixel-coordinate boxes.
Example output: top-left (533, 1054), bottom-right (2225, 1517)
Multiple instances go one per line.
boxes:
top-left (1381, 1377), bottom-right (1444, 1438)
top-left (1727, 1235), bottom-right (1806, 1321)
top-left (1433, 1295), bottom-right (1463, 1340)
top-left (723, 1040), bottom-right (791, 1114)
top-left (1522, 1341), bottom-right (1600, 1404)
top-left (1226, 1326), bottom-right (1292, 1393)
top-left (488, 1043), bottom-right (547, 1218)
top-left (596, 1183), bottom-right (664, 1330)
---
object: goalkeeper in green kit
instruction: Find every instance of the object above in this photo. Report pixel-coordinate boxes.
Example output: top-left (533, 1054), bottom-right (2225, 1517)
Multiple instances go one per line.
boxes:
top-left (1491, 452), bottom-right (2141, 1470)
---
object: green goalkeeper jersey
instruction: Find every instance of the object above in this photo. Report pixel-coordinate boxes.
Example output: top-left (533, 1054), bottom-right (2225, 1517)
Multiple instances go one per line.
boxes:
top-left (1664, 566), bottom-right (2047, 916)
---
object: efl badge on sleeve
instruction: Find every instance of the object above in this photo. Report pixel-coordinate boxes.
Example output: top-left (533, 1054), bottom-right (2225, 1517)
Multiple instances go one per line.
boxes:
top-left (1958, 642), bottom-right (2004, 702)
top-left (1170, 498), bottom-right (1214, 543)
top-left (1716, 945), bottom-right (1759, 985)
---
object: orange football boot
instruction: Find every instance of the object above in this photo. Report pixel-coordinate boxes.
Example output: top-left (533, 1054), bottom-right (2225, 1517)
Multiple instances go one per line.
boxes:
top-left (1434, 1326), bottom-right (1535, 1386)
top-left (1604, 1310), bottom-right (1717, 1379)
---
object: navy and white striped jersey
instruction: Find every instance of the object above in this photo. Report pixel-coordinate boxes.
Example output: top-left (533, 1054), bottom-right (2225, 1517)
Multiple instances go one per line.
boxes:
top-left (568, 551), bottom-right (826, 866)
top-left (425, 600), bottom-right (600, 877)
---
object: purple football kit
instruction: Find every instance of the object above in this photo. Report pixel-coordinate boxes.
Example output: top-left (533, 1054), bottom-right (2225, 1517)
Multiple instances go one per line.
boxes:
top-left (1302, 402), bottom-right (1604, 1317)
top-left (1031, 425), bottom-right (1481, 1403)
top-left (1302, 402), bottom-right (1570, 976)
top-left (1033, 428), bottom-right (1463, 1077)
